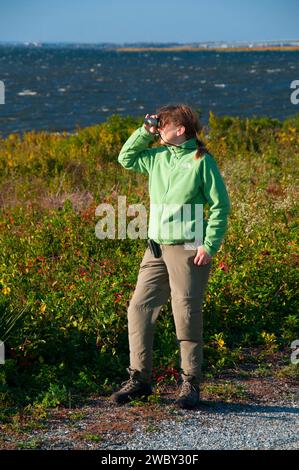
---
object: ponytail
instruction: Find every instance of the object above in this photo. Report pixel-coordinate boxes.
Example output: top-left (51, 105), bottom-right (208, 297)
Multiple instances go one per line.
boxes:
top-left (194, 136), bottom-right (208, 160)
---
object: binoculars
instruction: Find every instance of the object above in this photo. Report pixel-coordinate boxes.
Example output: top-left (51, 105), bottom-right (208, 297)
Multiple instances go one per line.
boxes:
top-left (144, 116), bottom-right (159, 128)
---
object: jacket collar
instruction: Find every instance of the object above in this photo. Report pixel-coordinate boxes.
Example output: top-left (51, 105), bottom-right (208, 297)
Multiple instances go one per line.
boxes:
top-left (168, 137), bottom-right (198, 154)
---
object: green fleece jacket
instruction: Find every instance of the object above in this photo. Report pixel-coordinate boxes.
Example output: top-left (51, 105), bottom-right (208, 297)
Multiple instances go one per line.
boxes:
top-left (118, 125), bottom-right (231, 256)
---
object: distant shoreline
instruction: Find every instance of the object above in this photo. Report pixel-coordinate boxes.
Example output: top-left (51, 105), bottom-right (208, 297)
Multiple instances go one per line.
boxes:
top-left (116, 46), bottom-right (299, 52)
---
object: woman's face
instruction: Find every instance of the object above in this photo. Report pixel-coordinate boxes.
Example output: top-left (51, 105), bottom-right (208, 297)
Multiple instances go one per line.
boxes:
top-left (158, 121), bottom-right (185, 144)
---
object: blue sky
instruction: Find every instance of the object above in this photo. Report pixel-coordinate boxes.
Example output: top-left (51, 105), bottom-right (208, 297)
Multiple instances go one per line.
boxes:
top-left (0, 0), bottom-right (298, 43)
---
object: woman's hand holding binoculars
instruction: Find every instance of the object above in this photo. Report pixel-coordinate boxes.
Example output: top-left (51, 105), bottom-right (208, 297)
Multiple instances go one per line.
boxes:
top-left (144, 114), bottom-right (159, 134)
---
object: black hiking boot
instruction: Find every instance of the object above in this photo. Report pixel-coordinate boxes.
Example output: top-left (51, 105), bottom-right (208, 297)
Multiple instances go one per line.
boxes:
top-left (110, 367), bottom-right (152, 404)
top-left (175, 373), bottom-right (200, 409)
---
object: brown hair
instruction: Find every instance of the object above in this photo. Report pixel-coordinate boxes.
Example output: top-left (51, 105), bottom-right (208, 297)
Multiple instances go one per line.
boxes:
top-left (156, 103), bottom-right (208, 160)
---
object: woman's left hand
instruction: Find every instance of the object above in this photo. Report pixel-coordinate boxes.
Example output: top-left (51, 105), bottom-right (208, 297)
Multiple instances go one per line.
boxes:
top-left (193, 246), bottom-right (213, 265)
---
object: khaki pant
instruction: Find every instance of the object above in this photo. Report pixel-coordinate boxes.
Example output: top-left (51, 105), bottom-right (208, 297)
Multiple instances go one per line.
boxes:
top-left (127, 244), bottom-right (212, 384)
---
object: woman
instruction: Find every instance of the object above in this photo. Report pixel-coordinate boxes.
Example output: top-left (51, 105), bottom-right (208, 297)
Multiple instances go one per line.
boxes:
top-left (110, 104), bottom-right (231, 409)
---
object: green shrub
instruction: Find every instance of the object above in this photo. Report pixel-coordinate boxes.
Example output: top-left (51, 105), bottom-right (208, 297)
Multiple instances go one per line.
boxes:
top-left (0, 112), bottom-right (298, 410)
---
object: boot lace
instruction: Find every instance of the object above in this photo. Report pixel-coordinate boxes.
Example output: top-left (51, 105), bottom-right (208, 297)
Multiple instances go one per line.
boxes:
top-left (120, 377), bottom-right (140, 391)
top-left (179, 380), bottom-right (198, 397)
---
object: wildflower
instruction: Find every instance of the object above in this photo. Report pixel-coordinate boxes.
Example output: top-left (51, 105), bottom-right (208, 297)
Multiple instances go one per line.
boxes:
top-left (219, 261), bottom-right (229, 272)
top-left (2, 286), bottom-right (10, 295)
top-left (114, 292), bottom-right (122, 303)
top-left (35, 257), bottom-right (45, 263)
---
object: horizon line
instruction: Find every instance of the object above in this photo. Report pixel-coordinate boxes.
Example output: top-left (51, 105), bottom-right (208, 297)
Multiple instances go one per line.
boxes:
top-left (0, 39), bottom-right (299, 45)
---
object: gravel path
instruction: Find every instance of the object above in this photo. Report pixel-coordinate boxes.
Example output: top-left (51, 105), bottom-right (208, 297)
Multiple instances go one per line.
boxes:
top-left (104, 401), bottom-right (299, 450)
top-left (2, 375), bottom-right (298, 450)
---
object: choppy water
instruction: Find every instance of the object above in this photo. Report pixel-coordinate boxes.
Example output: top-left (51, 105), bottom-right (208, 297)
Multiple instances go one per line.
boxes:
top-left (0, 45), bottom-right (298, 136)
